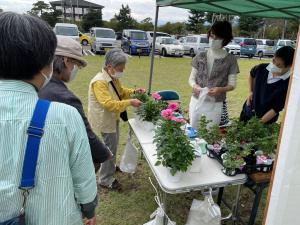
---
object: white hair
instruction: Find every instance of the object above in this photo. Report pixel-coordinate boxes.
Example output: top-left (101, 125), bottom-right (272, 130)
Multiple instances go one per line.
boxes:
top-left (104, 48), bottom-right (128, 68)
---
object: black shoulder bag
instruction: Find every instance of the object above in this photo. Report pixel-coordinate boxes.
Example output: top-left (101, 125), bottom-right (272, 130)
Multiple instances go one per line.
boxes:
top-left (109, 81), bottom-right (128, 122)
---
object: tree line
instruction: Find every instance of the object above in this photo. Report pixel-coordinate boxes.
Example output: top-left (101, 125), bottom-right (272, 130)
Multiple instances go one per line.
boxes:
top-left (20, 1), bottom-right (300, 39)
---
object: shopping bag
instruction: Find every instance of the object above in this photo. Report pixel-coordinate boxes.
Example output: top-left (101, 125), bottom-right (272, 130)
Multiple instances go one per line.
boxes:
top-left (119, 138), bottom-right (138, 173)
top-left (189, 87), bottom-right (222, 129)
top-left (185, 196), bottom-right (221, 225)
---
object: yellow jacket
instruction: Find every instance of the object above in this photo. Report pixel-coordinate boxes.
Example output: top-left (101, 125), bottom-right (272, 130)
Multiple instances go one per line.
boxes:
top-left (88, 69), bottom-right (134, 133)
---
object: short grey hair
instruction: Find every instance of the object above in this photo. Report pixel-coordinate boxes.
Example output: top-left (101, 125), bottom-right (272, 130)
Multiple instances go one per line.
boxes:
top-left (53, 55), bottom-right (66, 75)
top-left (104, 48), bottom-right (128, 68)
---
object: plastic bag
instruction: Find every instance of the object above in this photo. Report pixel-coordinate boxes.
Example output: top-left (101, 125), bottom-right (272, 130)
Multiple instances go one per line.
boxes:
top-left (119, 138), bottom-right (138, 173)
top-left (189, 87), bottom-right (223, 129)
top-left (185, 196), bottom-right (221, 225)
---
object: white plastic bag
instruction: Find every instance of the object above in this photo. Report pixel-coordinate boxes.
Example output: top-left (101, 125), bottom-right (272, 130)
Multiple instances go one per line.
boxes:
top-left (189, 87), bottom-right (223, 129)
top-left (119, 138), bottom-right (138, 173)
top-left (185, 196), bottom-right (221, 225)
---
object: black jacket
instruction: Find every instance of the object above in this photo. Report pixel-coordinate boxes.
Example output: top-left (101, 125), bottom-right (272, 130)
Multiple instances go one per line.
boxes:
top-left (39, 77), bottom-right (110, 163)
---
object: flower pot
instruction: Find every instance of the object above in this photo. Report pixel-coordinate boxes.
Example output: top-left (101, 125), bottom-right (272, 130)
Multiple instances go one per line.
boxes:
top-left (222, 167), bottom-right (237, 176)
top-left (167, 168), bottom-right (183, 183)
top-left (135, 114), bottom-right (154, 132)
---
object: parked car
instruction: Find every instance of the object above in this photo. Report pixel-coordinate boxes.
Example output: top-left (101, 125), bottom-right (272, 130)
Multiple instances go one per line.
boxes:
top-left (53, 23), bottom-right (79, 42)
top-left (90, 27), bottom-right (119, 54)
top-left (255, 39), bottom-right (275, 58)
top-left (155, 37), bottom-right (184, 57)
top-left (146, 31), bottom-right (171, 47)
top-left (224, 40), bottom-right (241, 55)
top-left (122, 29), bottom-right (150, 55)
top-left (79, 31), bottom-right (90, 45)
top-left (182, 35), bottom-right (209, 56)
top-left (275, 39), bottom-right (295, 50)
top-left (234, 37), bottom-right (257, 58)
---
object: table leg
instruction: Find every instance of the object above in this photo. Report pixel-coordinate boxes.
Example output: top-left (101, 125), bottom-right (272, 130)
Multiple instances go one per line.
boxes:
top-left (232, 185), bottom-right (242, 225)
top-left (248, 185), bottom-right (264, 225)
top-left (217, 187), bottom-right (224, 206)
top-left (162, 191), bottom-right (168, 225)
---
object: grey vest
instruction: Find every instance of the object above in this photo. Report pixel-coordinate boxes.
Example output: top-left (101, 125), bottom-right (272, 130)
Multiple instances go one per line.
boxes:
top-left (191, 52), bottom-right (239, 102)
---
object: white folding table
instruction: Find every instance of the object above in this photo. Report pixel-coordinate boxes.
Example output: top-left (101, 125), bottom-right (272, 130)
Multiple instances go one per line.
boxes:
top-left (128, 118), bottom-right (247, 224)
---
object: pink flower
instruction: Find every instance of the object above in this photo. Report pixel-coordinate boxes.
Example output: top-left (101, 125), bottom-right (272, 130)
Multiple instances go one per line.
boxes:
top-left (161, 109), bottom-right (173, 120)
top-left (151, 92), bottom-right (162, 101)
top-left (167, 102), bottom-right (179, 111)
top-left (171, 116), bottom-right (185, 123)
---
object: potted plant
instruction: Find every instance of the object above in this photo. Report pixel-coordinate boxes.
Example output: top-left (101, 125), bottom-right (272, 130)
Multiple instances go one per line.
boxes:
top-left (154, 107), bottom-right (195, 181)
top-left (135, 92), bottom-right (167, 130)
top-left (197, 116), bottom-right (223, 156)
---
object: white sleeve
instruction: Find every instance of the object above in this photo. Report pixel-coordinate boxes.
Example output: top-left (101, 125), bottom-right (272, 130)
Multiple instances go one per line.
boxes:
top-left (189, 67), bottom-right (198, 88)
top-left (228, 74), bottom-right (237, 89)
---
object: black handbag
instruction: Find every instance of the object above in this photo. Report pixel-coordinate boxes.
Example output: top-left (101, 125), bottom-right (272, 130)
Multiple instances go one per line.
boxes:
top-left (240, 101), bottom-right (255, 122)
top-left (109, 81), bottom-right (128, 122)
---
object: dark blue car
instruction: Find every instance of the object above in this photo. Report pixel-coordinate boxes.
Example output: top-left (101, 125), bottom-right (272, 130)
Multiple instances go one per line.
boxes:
top-left (121, 29), bottom-right (151, 56)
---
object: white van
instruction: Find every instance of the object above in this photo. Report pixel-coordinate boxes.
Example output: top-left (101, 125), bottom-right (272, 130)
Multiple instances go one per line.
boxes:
top-left (90, 27), bottom-right (119, 54)
top-left (53, 23), bottom-right (79, 42)
top-left (146, 31), bottom-right (171, 47)
top-left (182, 35), bottom-right (209, 56)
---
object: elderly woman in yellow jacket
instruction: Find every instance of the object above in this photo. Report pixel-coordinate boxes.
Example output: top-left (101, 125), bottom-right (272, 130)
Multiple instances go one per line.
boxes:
top-left (88, 48), bottom-right (143, 190)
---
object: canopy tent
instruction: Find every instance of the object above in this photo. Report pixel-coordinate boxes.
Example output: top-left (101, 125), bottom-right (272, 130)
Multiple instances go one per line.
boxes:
top-left (149, 0), bottom-right (300, 93)
top-left (149, 1), bottom-right (300, 225)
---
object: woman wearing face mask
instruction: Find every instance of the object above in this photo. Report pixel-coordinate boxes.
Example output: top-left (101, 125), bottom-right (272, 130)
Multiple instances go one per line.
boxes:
top-left (240, 46), bottom-right (295, 124)
top-left (88, 48), bottom-right (144, 191)
top-left (188, 21), bottom-right (239, 128)
top-left (39, 36), bottom-right (113, 172)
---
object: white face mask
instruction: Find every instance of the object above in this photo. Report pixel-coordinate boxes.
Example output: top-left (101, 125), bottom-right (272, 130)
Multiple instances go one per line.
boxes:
top-left (68, 65), bottom-right (79, 82)
top-left (111, 71), bottom-right (124, 79)
top-left (41, 66), bottom-right (53, 88)
top-left (209, 38), bottom-right (223, 49)
top-left (266, 62), bottom-right (282, 74)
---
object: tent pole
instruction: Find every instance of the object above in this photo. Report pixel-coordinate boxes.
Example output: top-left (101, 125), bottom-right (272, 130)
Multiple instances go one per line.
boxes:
top-left (148, 5), bottom-right (159, 95)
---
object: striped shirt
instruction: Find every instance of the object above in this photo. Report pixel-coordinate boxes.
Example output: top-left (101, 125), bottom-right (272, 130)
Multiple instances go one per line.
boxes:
top-left (0, 80), bottom-right (97, 225)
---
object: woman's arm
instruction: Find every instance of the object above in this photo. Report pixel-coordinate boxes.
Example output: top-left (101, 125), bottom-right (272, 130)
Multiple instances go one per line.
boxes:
top-left (261, 109), bottom-right (277, 123)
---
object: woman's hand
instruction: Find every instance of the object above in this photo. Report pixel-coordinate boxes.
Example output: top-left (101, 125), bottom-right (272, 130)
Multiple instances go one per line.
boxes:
top-left (130, 99), bottom-right (142, 107)
top-left (85, 216), bottom-right (96, 225)
top-left (208, 87), bottom-right (222, 96)
top-left (246, 92), bottom-right (253, 106)
top-left (135, 88), bottom-right (146, 94)
top-left (192, 84), bottom-right (201, 95)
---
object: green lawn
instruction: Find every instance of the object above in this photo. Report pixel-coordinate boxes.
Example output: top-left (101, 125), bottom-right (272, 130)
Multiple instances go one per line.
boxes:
top-left (69, 55), bottom-right (271, 225)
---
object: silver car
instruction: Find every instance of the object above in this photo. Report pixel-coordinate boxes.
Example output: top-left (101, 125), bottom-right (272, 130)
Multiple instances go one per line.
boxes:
top-left (256, 39), bottom-right (275, 58)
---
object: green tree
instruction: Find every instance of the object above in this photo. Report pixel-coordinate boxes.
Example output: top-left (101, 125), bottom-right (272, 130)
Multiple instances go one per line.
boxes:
top-left (41, 9), bottom-right (62, 27)
top-left (158, 22), bottom-right (186, 35)
top-left (81, 9), bottom-right (103, 32)
top-left (239, 16), bottom-right (264, 37)
top-left (103, 18), bottom-right (119, 31)
top-left (114, 4), bottom-right (138, 31)
top-left (31, 1), bottom-right (50, 15)
top-left (138, 17), bottom-right (154, 31)
top-left (186, 10), bottom-right (206, 33)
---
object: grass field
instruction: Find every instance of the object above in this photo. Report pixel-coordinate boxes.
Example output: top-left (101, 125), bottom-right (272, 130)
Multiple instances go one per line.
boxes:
top-left (68, 55), bottom-right (271, 225)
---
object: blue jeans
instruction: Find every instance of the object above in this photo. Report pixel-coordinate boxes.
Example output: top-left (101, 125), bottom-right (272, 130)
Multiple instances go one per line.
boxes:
top-left (0, 216), bottom-right (25, 225)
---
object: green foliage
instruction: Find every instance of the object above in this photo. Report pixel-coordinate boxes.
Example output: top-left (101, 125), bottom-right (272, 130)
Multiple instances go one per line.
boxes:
top-left (197, 116), bottom-right (222, 144)
top-left (158, 22), bottom-right (186, 35)
top-left (186, 10), bottom-right (206, 33)
top-left (238, 16), bottom-right (263, 37)
top-left (136, 99), bottom-right (166, 124)
top-left (154, 119), bottom-right (195, 175)
top-left (138, 17), bottom-right (154, 31)
top-left (41, 9), bottom-right (62, 27)
top-left (82, 9), bottom-right (103, 32)
top-left (114, 4), bottom-right (138, 31)
top-left (132, 92), bottom-right (149, 103)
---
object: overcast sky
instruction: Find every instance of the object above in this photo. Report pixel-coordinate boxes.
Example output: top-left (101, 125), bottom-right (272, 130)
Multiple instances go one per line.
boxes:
top-left (0, 0), bottom-right (190, 25)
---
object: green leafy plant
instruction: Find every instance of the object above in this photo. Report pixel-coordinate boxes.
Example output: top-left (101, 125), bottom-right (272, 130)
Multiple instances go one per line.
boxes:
top-left (154, 109), bottom-right (195, 176)
top-left (198, 116), bottom-right (222, 145)
top-left (135, 92), bottom-right (167, 124)
top-left (132, 92), bottom-right (149, 103)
